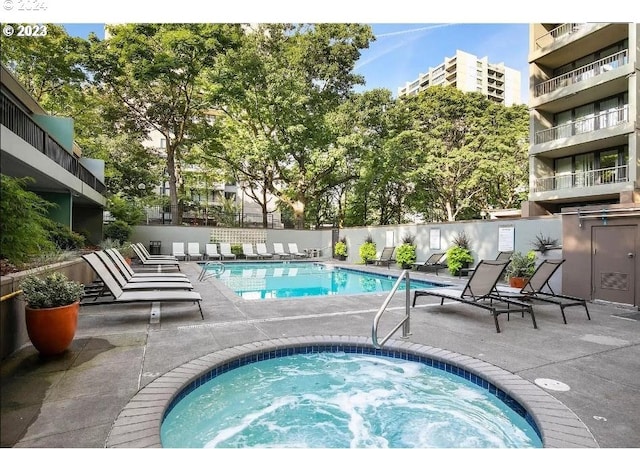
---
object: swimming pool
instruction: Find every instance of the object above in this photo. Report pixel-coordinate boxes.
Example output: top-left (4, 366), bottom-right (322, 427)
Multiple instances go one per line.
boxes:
top-left (160, 347), bottom-right (542, 448)
top-left (205, 261), bottom-right (448, 299)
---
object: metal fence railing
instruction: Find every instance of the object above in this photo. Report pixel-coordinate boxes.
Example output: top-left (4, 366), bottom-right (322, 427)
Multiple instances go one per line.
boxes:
top-left (534, 105), bottom-right (629, 144)
top-left (533, 165), bottom-right (628, 192)
top-left (141, 205), bottom-right (284, 228)
top-left (1, 91), bottom-right (107, 195)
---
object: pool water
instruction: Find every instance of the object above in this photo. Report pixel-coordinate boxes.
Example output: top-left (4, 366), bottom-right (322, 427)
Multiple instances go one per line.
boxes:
top-left (161, 352), bottom-right (542, 448)
top-left (208, 262), bottom-right (446, 299)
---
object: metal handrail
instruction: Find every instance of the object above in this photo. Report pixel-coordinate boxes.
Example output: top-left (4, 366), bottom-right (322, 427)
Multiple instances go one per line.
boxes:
top-left (372, 270), bottom-right (411, 349)
top-left (198, 261), bottom-right (225, 281)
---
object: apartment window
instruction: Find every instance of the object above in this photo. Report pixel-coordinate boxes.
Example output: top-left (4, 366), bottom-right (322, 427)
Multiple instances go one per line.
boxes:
top-left (553, 146), bottom-right (629, 188)
top-left (160, 138), bottom-right (166, 149)
top-left (553, 39), bottom-right (628, 77)
top-left (554, 94), bottom-right (628, 135)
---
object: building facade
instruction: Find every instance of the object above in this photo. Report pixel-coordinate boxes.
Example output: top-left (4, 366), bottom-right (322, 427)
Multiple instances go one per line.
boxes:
top-left (525, 23), bottom-right (639, 214)
top-left (524, 23), bottom-right (639, 308)
top-left (397, 49), bottom-right (522, 106)
top-left (0, 65), bottom-right (106, 243)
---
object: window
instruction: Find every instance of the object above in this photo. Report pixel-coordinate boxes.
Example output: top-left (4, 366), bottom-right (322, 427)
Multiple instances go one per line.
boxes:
top-left (160, 138), bottom-right (167, 149)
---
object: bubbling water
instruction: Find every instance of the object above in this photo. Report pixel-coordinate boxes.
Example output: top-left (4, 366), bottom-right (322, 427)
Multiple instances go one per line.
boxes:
top-left (161, 352), bottom-right (542, 448)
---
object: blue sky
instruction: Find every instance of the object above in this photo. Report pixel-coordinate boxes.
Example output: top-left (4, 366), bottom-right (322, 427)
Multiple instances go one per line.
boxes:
top-left (63, 23), bottom-right (531, 102)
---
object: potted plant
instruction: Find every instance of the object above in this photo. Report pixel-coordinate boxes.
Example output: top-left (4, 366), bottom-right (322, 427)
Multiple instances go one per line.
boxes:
top-left (359, 235), bottom-right (377, 264)
top-left (505, 251), bottom-right (537, 288)
top-left (446, 231), bottom-right (474, 276)
top-left (20, 272), bottom-right (85, 356)
top-left (530, 233), bottom-right (559, 255)
top-left (334, 238), bottom-right (348, 261)
top-left (396, 233), bottom-right (417, 269)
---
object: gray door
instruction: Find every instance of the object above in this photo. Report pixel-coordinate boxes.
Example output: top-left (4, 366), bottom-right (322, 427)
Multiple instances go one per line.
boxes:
top-left (592, 225), bottom-right (636, 306)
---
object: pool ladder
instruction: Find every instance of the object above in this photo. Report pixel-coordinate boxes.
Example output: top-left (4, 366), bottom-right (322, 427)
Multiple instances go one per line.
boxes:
top-left (371, 270), bottom-right (411, 349)
top-left (198, 261), bottom-right (225, 281)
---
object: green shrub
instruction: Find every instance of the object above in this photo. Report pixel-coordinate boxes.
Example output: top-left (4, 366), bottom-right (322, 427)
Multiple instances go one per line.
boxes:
top-left (44, 221), bottom-right (86, 250)
top-left (334, 239), bottom-right (347, 257)
top-left (107, 195), bottom-right (145, 226)
top-left (505, 251), bottom-right (537, 278)
top-left (446, 246), bottom-right (474, 276)
top-left (359, 241), bottom-right (377, 264)
top-left (396, 243), bottom-right (417, 267)
top-left (231, 244), bottom-right (243, 257)
top-left (104, 220), bottom-right (132, 244)
top-left (0, 175), bottom-right (55, 263)
top-left (21, 272), bottom-right (84, 309)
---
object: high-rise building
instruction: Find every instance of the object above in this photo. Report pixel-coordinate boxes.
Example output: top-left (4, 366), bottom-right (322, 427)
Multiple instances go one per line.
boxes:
top-left (524, 23), bottom-right (639, 215)
top-left (397, 49), bottom-right (522, 106)
top-left (524, 23), bottom-right (639, 308)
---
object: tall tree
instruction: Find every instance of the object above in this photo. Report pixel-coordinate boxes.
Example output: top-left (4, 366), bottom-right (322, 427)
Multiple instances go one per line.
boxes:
top-left (0, 24), bottom-right (88, 114)
top-left (397, 86), bottom-right (529, 221)
top-left (86, 23), bottom-right (243, 224)
top-left (206, 23), bottom-right (375, 228)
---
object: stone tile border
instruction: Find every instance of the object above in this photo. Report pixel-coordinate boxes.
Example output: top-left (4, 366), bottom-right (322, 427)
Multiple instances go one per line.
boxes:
top-left (105, 336), bottom-right (598, 448)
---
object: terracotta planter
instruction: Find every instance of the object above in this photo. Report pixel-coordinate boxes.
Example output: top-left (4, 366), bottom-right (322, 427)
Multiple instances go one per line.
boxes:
top-left (509, 277), bottom-right (528, 289)
top-left (25, 301), bottom-right (80, 356)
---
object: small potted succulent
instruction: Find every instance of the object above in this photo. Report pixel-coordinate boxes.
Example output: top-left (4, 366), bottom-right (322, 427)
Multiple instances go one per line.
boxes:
top-left (334, 237), bottom-right (348, 261)
top-left (21, 272), bottom-right (85, 356)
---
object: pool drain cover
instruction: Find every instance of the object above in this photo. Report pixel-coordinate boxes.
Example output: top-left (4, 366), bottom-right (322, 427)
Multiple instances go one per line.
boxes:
top-left (534, 378), bottom-right (570, 391)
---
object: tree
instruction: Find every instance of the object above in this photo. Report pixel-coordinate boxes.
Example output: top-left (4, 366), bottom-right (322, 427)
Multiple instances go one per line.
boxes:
top-left (0, 24), bottom-right (88, 114)
top-left (397, 86), bottom-right (529, 221)
top-left (86, 24), bottom-right (244, 224)
top-left (206, 23), bottom-right (375, 228)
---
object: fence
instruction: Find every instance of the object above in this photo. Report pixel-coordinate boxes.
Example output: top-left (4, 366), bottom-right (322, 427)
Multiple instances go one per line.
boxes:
top-left (141, 205), bottom-right (284, 228)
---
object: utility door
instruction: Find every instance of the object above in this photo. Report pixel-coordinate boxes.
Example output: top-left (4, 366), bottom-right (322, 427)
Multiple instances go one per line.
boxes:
top-left (592, 225), bottom-right (636, 306)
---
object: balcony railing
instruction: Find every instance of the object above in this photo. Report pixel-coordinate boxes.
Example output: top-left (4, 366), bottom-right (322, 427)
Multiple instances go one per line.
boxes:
top-left (534, 50), bottom-right (628, 97)
top-left (533, 165), bottom-right (628, 192)
top-left (535, 23), bottom-right (586, 49)
top-left (534, 105), bottom-right (628, 144)
top-left (0, 91), bottom-right (106, 194)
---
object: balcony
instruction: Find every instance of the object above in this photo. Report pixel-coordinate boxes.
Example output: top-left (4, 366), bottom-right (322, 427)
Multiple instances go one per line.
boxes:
top-left (534, 105), bottom-right (628, 145)
top-left (535, 23), bottom-right (586, 50)
top-left (533, 165), bottom-right (628, 193)
top-left (1, 91), bottom-right (106, 194)
top-left (534, 50), bottom-right (628, 97)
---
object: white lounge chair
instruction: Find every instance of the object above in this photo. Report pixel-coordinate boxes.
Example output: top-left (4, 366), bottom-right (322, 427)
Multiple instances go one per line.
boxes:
top-left (134, 243), bottom-right (177, 260)
top-left (219, 243), bottom-right (237, 260)
top-left (243, 243), bottom-right (260, 259)
top-left (82, 253), bottom-right (203, 319)
top-left (205, 243), bottom-right (221, 260)
top-left (85, 251), bottom-right (193, 291)
top-left (288, 243), bottom-right (306, 258)
top-left (104, 249), bottom-right (189, 282)
top-left (172, 242), bottom-right (187, 260)
top-left (130, 244), bottom-right (181, 271)
top-left (187, 242), bottom-right (203, 261)
top-left (256, 243), bottom-right (273, 259)
top-left (106, 249), bottom-right (187, 279)
top-left (272, 243), bottom-right (291, 259)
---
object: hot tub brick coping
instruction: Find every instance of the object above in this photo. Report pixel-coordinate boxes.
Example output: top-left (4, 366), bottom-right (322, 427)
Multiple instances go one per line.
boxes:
top-left (106, 335), bottom-right (597, 448)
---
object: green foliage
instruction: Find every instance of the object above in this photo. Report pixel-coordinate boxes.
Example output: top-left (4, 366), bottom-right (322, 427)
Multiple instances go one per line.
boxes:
top-left (103, 220), bottom-right (132, 244)
top-left (206, 23), bottom-right (375, 229)
top-left (334, 239), bottom-right (347, 257)
top-left (396, 243), bottom-right (417, 267)
top-left (107, 195), bottom-right (145, 226)
top-left (230, 244), bottom-right (243, 257)
top-left (21, 272), bottom-right (84, 309)
top-left (43, 221), bottom-right (86, 250)
top-left (446, 246), bottom-right (474, 276)
top-left (359, 241), bottom-right (377, 264)
top-left (506, 251), bottom-right (537, 278)
top-left (0, 175), bottom-right (56, 263)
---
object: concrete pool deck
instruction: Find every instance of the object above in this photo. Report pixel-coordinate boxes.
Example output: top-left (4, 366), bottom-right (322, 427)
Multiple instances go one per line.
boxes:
top-left (2, 260), bottom-right (639, 447)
